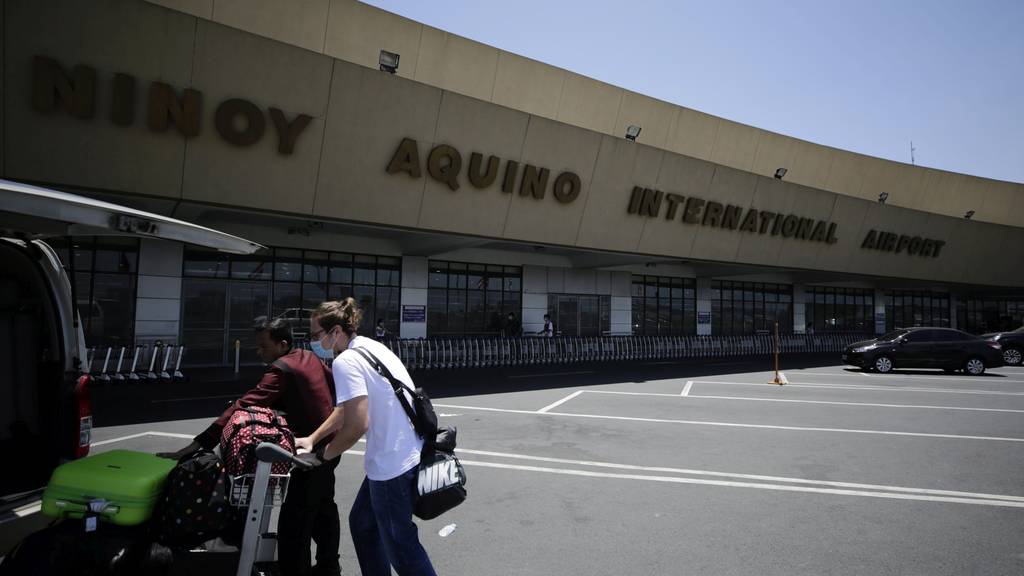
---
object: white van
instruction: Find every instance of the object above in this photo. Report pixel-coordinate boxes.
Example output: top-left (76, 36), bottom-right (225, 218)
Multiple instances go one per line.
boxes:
top-left (0, 178), bottom-right (262, 546)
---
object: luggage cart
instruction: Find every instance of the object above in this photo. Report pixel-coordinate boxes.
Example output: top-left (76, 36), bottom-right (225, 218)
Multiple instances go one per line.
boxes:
top-left (228, 442), bottom-right (307, 576)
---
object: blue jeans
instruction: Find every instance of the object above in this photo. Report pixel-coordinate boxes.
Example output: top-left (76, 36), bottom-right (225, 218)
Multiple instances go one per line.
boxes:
top-left (349, 468), bottom-right (437, 576)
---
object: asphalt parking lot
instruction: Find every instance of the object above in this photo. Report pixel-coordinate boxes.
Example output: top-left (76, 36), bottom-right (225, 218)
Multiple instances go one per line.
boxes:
top-left (87, 359), bottom-right (1024, 575)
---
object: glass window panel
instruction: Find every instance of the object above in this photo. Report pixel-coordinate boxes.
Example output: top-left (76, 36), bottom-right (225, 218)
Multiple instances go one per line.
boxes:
top-left (272, 283), bottom-right (301, 317)
top-left (231, 258), bottom-right (271, 280)
top-left (302, 283), bottom-right (327, 312)
top-left (428, 268), bottom-right (447, 288)
top-left (354, 255), bottom-right (376, 266)
top-left (377, 268), bottom-right (400, 286)
top-left (466, 290), bottom-right (486, 332)
top-left (328, 284), bottom-right (352, 302)
top-left (504, 276), bottom-right (521, 292)
top-left (353, 266), bottom-right (375, 285)
top-left (376, 286), bottom-right (401, 335)
top-left (329, 264), bottom-right (352, 285)
top-left (274, 253), bottom-right (302, 282)
top-left (302, 252), bottom-right (329, 283)
top-left (88, 273), bottom-right (135, 346)
top-left (427, 289), bottom-right (448, 335)
top-left (72, 240), bottom-right (94, 271)
top-left (181, 278), bottom-right (227, 366)
top-left (632, 297), bottom-right (644, 334)
top-left (447, 289), bottom-right (466, 332)
top-left (93, 242), bottom-right (137, 273)
top-left (184, 250), bottom-right (229, 278)
top-left (353, 285), bottom-right (375, 331)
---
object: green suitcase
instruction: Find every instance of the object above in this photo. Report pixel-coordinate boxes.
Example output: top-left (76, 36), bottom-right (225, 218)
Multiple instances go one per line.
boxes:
top-left (41, 449), bottom-right (176, 526)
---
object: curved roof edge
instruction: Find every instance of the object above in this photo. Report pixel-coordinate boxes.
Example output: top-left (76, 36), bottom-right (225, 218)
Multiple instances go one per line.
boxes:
top-left (144, 0), bottom-right (1023, 229)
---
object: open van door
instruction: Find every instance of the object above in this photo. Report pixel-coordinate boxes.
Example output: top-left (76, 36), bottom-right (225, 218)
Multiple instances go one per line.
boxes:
top-left (0, 179), bottom-right (263, 254)
top-left (0, 179), bottom-right (264, 541)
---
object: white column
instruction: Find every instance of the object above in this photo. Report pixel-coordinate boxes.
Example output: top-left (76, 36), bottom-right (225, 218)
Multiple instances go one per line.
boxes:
top-left (793, 284), bottom-right (807, 334)
top-left (610, 271), bottom-right (632, 335)
top-left (134, 239), bottom-right (182, 348)
top-left (400, 256), bottom-right (428, 339)
top-left (696, 278), bottom-right (712, 336)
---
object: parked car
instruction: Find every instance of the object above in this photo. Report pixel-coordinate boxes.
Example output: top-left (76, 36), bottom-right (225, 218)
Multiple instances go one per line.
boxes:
top-left (980, 326), bottom-right (1024, 366)
top-left (0, 178), bottom-right (263, 549)
top-left (842, 327), bottom-right (1004, 375)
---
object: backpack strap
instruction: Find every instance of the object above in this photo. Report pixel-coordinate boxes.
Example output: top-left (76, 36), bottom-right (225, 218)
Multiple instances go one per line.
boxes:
top-left (352, 347), bottom-right (419, 435)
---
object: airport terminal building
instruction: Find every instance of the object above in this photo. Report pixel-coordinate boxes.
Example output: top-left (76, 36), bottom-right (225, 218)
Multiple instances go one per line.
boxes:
top-left (4, 0), bottom-right (1024, 368)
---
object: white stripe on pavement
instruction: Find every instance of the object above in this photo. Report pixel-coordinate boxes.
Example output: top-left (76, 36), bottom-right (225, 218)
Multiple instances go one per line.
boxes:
top-left (93, 434), bottom-right (1024, 509)
top-left (536, 390), bottom-right (584, 414)
top-left (432, 403), bottom-right (1024, 442)
top-left (91, 431), bottom-right (194, 447)
top-left (681, 381), bottom-right (693, 396)
top-left (794, 370), bottom-right (1024, 384)
top-left (457, 460), bottom-right (1024, 509)
top-left (584, 389), bottom-right (1024, 413)
top-left (450, 447), bottom-right (1024, 502)
top-left (690, 380), bottom-right (1024, 396)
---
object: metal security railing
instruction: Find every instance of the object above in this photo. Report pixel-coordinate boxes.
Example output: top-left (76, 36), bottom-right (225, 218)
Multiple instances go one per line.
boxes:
top-left (380, 333), bottom-right (871, 371)
top-left (84, 343), bottom-right (186, 383)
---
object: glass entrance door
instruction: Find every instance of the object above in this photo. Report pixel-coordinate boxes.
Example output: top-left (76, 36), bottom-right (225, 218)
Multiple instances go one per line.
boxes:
top-left (548, 294), bottom-right (609, 337)
top-left (555, 296), bottom-right (578, 337)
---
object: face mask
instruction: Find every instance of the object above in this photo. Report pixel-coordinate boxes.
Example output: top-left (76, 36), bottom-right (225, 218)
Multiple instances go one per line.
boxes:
top-left (310, 340), bottom-right (334, 360)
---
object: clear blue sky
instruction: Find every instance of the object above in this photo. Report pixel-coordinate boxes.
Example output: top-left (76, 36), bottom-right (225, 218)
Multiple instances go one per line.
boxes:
top-left (363, 0), bottom-right (1024, 184)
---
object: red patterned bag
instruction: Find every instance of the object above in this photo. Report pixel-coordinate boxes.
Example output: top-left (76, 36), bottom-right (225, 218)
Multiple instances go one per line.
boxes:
top-left (219, 407), bottom-right (295, 477)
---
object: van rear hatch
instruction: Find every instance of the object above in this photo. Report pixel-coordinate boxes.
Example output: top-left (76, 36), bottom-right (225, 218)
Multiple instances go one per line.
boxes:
top-left (0, 178), bottom-right (263, 254)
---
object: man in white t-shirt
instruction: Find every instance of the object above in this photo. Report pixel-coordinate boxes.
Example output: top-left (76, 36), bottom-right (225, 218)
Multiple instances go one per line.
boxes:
top-left (297, 298), bottom-right (436, 576)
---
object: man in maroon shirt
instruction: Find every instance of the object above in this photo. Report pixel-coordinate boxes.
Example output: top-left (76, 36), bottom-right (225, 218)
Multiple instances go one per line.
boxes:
top-left (159, 319), bottom-right (341, 576)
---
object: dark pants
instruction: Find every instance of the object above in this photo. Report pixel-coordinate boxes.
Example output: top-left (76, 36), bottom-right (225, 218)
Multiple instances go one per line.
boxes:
top-left (349, 469), bottom-right (437, 576)
top-left (278, 457), bottom-right (341, 576)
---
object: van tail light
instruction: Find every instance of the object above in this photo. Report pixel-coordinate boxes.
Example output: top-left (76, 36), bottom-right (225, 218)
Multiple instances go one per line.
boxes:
top-left (74, 374), bottom-right (93, 458)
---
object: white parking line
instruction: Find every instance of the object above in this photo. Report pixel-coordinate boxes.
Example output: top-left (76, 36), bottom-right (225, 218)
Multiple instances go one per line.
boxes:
top-left (681, 381), bottom-right (694, 396)
top-left (536, 390), bottom-right (584, 413)
top-left (691, 380), bottom-right (1024, 396)
top-left (585, 389), bottom-right (1024, 414)
top-left (92, 433), bottom-right (1024, 509)
top-left (91, 431), bottom-right (193, 447)
top-left (795, 370), bottom-right (1024, 384)
top-left (433, 403), bottom-right (1024, 443)
top-left (450, 447), bottom-right (1024, 502)
top-left (458, 460), bottom-right (1024, 509)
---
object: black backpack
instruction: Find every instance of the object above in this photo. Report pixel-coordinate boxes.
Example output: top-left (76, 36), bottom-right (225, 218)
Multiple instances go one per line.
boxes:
top-left (155, 450), bottom-right (231, 550)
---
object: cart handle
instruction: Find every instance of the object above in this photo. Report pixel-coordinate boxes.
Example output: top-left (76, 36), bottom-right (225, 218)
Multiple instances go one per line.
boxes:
top-left (255, 442), bottom-right (304, 466)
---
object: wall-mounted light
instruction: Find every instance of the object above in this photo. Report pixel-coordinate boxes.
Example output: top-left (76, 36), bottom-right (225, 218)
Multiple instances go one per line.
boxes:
top-left (878, 192), bottom-right (889, 204)
top-left (379, 50), bottom-right (400, 74)
top-left (964, 210), bottom-right (975, 220)
top-left (774, 168), bottom-right (788, 180)
top-left (625, 125), bottom-right (641, 141)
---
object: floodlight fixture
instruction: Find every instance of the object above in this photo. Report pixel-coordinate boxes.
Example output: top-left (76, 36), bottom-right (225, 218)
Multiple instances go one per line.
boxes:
top-left (379, 50), bottom-right (400, 74)
top-left (774, 168), bottom-right (788, 180)
top-left (878, 192), bottom-right (889, 204)
top-left (964, 210), bottom-right (975, 220)
top-left (625, 125), bottom-right (641, 141)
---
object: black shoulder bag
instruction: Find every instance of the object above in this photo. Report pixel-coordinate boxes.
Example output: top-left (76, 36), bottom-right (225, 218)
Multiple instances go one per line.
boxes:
top-left (353, 348), bottom-right (467, 520)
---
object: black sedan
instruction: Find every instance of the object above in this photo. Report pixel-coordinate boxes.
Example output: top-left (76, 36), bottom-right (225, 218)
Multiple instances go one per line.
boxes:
top-left (842, 327), bottom-right (1004, 375)
top-left (981, 326), bottom-right (1024, 366)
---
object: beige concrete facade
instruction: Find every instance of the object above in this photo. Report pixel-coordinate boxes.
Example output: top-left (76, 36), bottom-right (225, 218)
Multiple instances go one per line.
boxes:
top-left (139, 0), bottom-right (1023, 228)
top-left (4, 0), bottom-right (1023, 290)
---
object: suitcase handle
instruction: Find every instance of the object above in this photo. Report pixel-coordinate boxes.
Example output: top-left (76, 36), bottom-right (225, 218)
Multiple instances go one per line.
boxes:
top-left (54, 499), bottom-right (120, 517)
